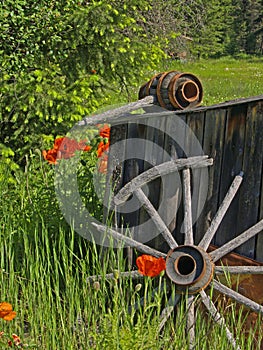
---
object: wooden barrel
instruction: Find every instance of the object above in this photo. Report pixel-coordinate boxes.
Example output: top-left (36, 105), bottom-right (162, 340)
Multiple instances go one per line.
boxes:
top-left (139, 70), bottom-right (203, 110)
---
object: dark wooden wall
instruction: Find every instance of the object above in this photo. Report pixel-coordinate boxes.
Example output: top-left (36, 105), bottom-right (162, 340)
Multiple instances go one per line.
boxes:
top-left (109, 95), bottom-right (263, 262)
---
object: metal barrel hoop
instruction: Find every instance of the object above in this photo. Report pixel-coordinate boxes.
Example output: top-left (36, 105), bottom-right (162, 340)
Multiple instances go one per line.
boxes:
top-left (139, 70), bottom-right (203, 110)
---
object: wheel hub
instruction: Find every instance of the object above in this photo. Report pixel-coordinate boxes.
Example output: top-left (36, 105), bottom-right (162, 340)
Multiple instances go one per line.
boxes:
top-left (166, 245), bottom-right (214, 294)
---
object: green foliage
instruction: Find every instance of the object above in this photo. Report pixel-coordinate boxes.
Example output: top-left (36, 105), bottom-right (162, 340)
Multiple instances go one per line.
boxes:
top-left (188, 0), bottom-right (234, 58)
top-left (227, 0), bottom-right (263, 55)
top-left (0, 0), bottom-right (165, 165)
top-left (0, 144), bottom-right (19, 184)
top-left (1, 0), bottom-right (263, 166)
top-left (0, 0), bottom-right (78, 73)
top-left (57, 1), bottom-right (165, 85)
top-left (1, 66), bottom-right (101, 162)
top-left (1, 54), bottom-right (263, 346)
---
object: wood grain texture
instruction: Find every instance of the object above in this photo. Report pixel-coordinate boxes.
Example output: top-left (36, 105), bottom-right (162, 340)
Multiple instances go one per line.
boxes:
top-left (184, 112), bottom-right (205, 244)
top-left (237, 101), bottom-right (263, 258)
top-left (106, 97), bottom-right (263, 261)
top-left (214, 105), bottom-right (246, 248)
top-left (196, 108), bottom-right (227, 243)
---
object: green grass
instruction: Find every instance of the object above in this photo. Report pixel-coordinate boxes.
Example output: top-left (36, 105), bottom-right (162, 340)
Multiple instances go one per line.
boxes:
top-left (1, 57), bottom-right (263, 349)
top-left (113, 56), bottom-right (263, 107)
top-left (1, 215), bottom-right (262, 349)
top-left (162, 56), bottom-right (263, 106)
top-left (1, 155), bottom-right (262, 349)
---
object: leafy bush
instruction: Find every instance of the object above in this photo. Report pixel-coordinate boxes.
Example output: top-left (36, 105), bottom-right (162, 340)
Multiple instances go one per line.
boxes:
top-left (0, 1), bottom-right (165, 165)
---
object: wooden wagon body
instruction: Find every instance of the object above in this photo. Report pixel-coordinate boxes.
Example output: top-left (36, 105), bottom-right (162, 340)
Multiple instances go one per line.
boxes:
top-left (109, 94), bottom-right (263, 261)
top-left (84, 92), bottom-right (263, 349)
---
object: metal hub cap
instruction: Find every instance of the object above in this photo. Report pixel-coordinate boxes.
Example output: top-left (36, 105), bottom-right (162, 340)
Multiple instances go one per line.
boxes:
top-left (166, 245), bottom-right (214, 294)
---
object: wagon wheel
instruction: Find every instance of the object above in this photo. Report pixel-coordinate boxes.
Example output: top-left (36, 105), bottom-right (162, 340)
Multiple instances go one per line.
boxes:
top-left (90, 155), bottom-right (263, 350)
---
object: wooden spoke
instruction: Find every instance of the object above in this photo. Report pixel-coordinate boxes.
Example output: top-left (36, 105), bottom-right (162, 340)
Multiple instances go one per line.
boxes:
top-left (187, 295), bottom-right (195, 349)
top-left (92, 222), bottom-right (166, 258)
top-left (210, 219), bottom-right (263, 262)
top-left (113, 156), bottom-right (213, 205)
top-left (134, 188), bottom-right (178, 249)
top-left (87, 270), bottom-right (143, 282)
top-left (199, 173), bottom-right (243, 250)
top-left (183, 168), bottom-right (194, 245)
top-left (215, 265), bottom-right (263, 274)
top-left (212, 280), bottom-right (263, 314)
top-left (158, 294), bottom-right (181, 332)
top-left (200, 290), bottom-right (240, 350)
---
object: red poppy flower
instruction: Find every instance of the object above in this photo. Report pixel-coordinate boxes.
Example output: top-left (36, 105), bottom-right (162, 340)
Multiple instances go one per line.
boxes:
top-left (57, 137), bottom-right (80, 158)
top-left (53, 137), bottom-right (64, 150)
top-left (12, 334), bottom-right (22, 346)
top-left (42, 149), bottom-right (58, 165)
top-left (99, 125), bottom-right (111, 139)
top-left (43, 137), bottom-right (92, 164)
top-left (97, 141), bottom-right (109, 158)
top-left (0, 302), bottom-right (16, 321)
top-left (136, 255), bottom-right (166, 277)
top-left (83, 144), bottom-right (92, 152)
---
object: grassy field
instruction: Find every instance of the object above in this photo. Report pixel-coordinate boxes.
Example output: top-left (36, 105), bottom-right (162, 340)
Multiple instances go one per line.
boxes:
top-left (124, 56), bottom-right (263, 107)
top-left (160, 56), bottom-right (263, 106)
top-left (1, 58), bottom-right (263, 349)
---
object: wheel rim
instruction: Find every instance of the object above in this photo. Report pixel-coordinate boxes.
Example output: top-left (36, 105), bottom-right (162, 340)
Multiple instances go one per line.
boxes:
top-left (89, 156), bottom-right (263, 350)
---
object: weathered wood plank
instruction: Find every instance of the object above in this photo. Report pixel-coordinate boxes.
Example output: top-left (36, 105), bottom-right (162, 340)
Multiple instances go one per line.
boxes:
top-left (236, 101), bottom-right (263, 258)
top-left (140, 115), bottom-right (167, 250)
top-left (105, 96), bottom-right (263, 263)
top-left (175, 94), bottom-right (263, 114)
top-left (77, 95), bottom-right (263, 128)
top-left (195, 108), bottom-right (227, 244)
top-left (252, 101), bottom-right (263, 262)
top-left (103, 123), bottom-right (127, 231)
top-left (78, 96), bottom-right (155, 126)
top-left (184, 112), bottom-right (206, 244)
top-left (257, 162), bottom-right (263, 262)
top-left (165, 113), bottom-right (188, 245)
top-left (108, 124), bottom-right (128, 196)
top-left (214, 105), bottom-right (246, 249)
top-left (121, 122), bottom-right (142, 226)
top-left (120, 122), bottom-right (144, 266)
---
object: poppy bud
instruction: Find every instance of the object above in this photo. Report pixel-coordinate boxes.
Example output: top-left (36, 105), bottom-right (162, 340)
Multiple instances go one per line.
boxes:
top-left (134, 283), bottom-right (142, 292)
top-left (93, 281), bottom-right (100, 291)
top-left (113, 269), bottom-right (119, 280)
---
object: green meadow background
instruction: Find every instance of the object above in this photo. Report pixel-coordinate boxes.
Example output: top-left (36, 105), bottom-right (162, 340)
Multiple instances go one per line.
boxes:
top-left (1, 1), bottom-right (263, 348)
